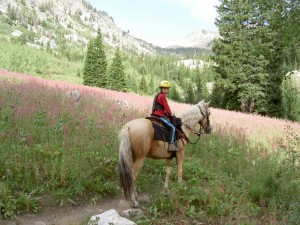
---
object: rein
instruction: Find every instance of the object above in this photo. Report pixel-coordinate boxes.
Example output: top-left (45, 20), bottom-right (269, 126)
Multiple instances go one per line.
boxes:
top-left (180, 124), bottom-right (202, 144)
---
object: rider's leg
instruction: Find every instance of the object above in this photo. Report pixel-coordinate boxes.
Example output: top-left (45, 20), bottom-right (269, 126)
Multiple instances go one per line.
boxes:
top-left (160, 117), bottom-right (177, 151)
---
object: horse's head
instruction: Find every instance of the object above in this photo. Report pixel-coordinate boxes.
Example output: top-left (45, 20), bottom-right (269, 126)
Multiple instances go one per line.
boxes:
top-left (197, 100), bottom-right (212, 134)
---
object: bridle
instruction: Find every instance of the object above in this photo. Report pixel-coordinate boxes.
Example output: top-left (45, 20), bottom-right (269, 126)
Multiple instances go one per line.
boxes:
top-left (181, 103), bottom-right (210, 144)
top-left (198, 104), bottom-right (211, 132)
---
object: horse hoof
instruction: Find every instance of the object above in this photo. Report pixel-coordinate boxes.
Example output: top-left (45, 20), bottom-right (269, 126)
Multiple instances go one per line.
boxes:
top-left (164, 190), bottom-right (170, 196)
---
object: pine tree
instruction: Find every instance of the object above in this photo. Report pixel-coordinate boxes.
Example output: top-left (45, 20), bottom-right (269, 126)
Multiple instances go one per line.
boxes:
top-left (128, 74), bottom-right (137, 92)
top-left (83, 39), bottom-right (97, 86)
top-left (139, 75), bottom-right (147, 94)
top-left (281, 73), bottom-right (300, 121)
top-left (94, 29), bottom-right (108, 88)
top-left (109, 47), bottom-right (127, 92)
top-left (148, 77), bottom-right (154, 95)
top-left (277, 0), bottom-right (300, 70)
top-left (169, 85), bottom-right (181, 102)
top-left (83, 29), bottom-right (107, 88)
top-left (186, 83), bottom-right (195, 104)
top-left (195, 72), bottom-right (204, 101)
top-left (264, 0), bottom-right (300, 117)
top-left (212, 0), bottom-right (277, 114)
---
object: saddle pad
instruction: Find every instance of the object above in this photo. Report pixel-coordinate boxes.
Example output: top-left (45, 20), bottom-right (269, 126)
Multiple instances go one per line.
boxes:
top-left (151, 121), bottom-right (181, 142)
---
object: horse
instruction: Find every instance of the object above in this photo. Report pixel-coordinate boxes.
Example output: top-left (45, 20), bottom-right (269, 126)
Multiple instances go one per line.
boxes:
top-left (118, 100), bottom-right (212, 207)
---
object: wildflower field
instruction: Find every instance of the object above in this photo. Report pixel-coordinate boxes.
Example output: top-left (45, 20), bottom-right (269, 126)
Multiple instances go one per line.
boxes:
top-left (0, 69), bottom-right (300, 224)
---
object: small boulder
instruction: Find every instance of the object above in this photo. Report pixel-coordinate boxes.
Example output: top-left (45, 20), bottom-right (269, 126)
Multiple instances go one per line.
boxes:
top-left (88, 209), bottom-right (136, 225)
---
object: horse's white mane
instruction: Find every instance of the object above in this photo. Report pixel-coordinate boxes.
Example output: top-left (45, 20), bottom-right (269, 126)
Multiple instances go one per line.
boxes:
top-left (179, 101), bottom-right (204, 128)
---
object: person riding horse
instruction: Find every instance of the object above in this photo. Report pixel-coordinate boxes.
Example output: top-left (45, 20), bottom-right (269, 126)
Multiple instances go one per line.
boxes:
top-left (119, 99), bottom-right (212, 207)
top-left (151, 80), bottom-right (177, 151)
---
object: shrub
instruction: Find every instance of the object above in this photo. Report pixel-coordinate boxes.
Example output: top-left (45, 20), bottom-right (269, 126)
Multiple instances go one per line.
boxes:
top-left (281, 73), bottom-right (300, 121)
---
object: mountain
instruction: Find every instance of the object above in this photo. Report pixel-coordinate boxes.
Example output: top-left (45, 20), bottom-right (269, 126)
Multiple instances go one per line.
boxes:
top-left (0, 0), bottom-right (157, 55)
top-left (160, 30), bottom-right (220, 49)
top-left (0, 0), bottom-right (218, 56)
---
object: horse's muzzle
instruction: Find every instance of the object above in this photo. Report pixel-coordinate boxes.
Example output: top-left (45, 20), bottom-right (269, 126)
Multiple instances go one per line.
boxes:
top-left (204, 125), bottom-right (212, 134)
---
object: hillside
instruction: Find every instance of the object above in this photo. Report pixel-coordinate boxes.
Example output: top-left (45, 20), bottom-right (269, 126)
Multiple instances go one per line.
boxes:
top-left (0, 0), bottom-right (156, 55)
top-left (0, 0), bottom-right (217, 57)
top-left (0, 0), bottom-right (217, 97)
top-left (1, 0), bottom-right (298, 120)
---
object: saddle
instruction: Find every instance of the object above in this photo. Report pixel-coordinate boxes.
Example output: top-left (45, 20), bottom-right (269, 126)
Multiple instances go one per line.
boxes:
top-left (146, 115), bottom-right (184, 143)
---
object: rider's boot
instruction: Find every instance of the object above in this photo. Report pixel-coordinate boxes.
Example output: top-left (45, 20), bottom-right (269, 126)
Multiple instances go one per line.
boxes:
top-left (168, 143), bottom-right (177, 151)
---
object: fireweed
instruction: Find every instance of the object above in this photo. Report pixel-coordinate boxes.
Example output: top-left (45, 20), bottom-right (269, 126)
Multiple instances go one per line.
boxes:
top-left (0, 74), bottom-right (141, 218)
top-left (0, 71), bottom-right (300, 223)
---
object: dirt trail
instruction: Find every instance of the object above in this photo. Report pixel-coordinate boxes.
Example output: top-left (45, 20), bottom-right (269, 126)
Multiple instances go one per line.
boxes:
top-left (0, 197), bottom-right (132, 225)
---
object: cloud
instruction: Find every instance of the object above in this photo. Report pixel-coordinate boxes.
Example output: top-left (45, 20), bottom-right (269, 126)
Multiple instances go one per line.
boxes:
top-left (165, 0), bottom-right (220, 25)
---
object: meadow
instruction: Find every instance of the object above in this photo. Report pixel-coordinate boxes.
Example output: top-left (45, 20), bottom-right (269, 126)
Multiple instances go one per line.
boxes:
top-left (0, 39), bottom-right (82, 84)
top-left (0, 70), bottom-right (300, 224)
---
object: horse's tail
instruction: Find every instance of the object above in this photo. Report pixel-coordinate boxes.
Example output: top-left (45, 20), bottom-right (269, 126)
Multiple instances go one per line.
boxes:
top-left (118, 127), bottom-right (134, 200)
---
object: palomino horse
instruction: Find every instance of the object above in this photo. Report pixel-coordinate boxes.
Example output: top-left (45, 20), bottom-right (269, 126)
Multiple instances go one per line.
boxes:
top-left (118, 100), bottom-right (212, 207)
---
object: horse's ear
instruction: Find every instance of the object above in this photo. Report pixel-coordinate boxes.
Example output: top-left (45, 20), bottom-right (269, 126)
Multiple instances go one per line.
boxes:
top-left (202, 100), bottom-right (210, 107)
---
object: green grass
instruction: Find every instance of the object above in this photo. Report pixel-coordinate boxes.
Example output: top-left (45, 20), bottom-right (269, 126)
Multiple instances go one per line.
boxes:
top-left (0, 78), bottom-right (299, 224)
top-left (0, 79), bottom-right (136, 219)
top-left (0, 38), bottom-right (83, 83)
top-left (134, 132), bottom-right (300, 224)
top-left (0, 15), bottom-right (13, 35)
top-left (0, 23), bottom-right (13, 36)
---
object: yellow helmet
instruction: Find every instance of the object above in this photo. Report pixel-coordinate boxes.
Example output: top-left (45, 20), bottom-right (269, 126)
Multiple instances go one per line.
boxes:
top-left (159, 80), bottom-right (172, 88)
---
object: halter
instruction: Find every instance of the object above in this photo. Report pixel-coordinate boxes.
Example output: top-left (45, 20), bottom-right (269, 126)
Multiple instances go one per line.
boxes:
top-left (181, 103), bottom-right (210, 144)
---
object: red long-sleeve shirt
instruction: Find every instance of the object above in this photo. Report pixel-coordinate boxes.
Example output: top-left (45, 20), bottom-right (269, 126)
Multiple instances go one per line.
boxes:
top-left (152, 93), bottom-right (172, 117)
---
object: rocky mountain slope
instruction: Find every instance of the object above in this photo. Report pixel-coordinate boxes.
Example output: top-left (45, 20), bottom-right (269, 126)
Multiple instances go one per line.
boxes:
top-left (0, 0), bottom-right (157, 54)
top-left (0, 0), bottom-right (218, 56)
top-left (162, 29), bottom-right (220, 49)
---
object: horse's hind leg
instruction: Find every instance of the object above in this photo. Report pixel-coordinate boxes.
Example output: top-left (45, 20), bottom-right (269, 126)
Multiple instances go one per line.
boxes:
top-left (131, 158), bottom-right (145, 207)
top-left (130, 192), bottom-right (139, 208)
top-left (164, 159), bottom-right (172, 196)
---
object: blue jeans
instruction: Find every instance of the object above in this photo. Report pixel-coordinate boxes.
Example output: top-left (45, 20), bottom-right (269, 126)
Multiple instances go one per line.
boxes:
top-left (160, 117), bottom-right (176, 144)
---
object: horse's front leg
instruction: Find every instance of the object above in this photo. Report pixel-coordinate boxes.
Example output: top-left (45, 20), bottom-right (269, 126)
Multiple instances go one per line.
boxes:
top-left (164, 159), bottom-right (172, 196)
top-left (176, 150), bottom-right (184, 182)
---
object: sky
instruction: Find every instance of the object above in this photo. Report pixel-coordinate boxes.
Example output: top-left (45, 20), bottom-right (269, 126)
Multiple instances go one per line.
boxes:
top-left (89, 0), bottom-right (220, 46)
